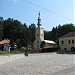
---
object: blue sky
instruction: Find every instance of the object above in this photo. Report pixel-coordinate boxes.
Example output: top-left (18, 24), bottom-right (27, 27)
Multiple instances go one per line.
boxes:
top-left (0, 0), bottom-right (74, 31)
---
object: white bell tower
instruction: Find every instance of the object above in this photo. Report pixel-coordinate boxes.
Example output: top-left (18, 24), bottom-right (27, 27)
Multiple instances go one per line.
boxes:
top-left (34, 12), bottom-right (44, 49)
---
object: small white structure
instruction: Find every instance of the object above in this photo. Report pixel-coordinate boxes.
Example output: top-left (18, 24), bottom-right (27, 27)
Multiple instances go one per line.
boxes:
top-left (0, 39), bottom-right (10, 51)
top-left (59, 32), bottom-right (75, 52)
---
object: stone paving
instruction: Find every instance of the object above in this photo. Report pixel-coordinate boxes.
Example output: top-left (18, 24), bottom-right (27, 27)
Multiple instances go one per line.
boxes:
top-left (0, 52), bottom-right (75, 75)
top-left (0, 54), bottom-right (24, 65)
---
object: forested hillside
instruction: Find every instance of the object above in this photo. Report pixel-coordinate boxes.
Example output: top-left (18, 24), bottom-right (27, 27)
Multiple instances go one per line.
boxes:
top-left (0, 17), bottom-right (75, 48)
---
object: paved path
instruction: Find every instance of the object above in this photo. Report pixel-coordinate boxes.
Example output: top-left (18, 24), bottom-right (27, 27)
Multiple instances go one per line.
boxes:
top-left (0, 54), bottom-right (25, 65)
top-left (51, 66), bottom-right (75, 75)
top-left (0, 52), bottom-right (75, 75)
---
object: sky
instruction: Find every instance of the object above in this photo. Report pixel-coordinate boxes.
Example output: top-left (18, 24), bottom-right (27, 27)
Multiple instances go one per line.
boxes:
top-left (0, 0), bottom-right (74, 31)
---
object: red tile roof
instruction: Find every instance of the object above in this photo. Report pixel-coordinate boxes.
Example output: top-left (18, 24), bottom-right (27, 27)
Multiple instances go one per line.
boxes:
top-left (0, 39), bottom-right (10, 45)
top-left (43, 44), bottom-right (57, 49)
top-left (43, 45), bottom-right (54, 48)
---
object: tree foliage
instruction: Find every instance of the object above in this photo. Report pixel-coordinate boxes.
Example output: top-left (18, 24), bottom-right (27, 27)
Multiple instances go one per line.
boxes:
top-left (40, 41), bottom-right (46, 48)
top-left (0, 16), bottom-right (75, 48)
top-left (0, 17), bottom-right (4, 40)
top-left (44, 23), bottom-right (75, 43)
top-left (0, 17), bottom-right (36, 48)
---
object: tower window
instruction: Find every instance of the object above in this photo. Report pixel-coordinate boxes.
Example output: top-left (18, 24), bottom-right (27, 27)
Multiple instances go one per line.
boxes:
top-left (37, 40), bottom-right (39, 43)
top-left (41, 34), bottom-right (43, 36)
top-left (37, 45), bottom-right (39, 47)
top-left (62, 41), bottom-right (64, 44)
top-left (37, 34), bottom-right (39, 36)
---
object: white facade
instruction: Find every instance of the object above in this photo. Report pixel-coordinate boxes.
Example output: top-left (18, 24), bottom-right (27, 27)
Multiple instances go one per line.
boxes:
top-left (36, 27), bottom-right (44, 40)
top-left (59, 32), bottom-right (75, 51)
top-left (4, 43), bottom-right (10, 51)
top-left (34, 27), bottom-right (44, 49)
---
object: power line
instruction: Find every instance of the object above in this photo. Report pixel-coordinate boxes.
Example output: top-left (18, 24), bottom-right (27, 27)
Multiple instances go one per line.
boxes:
top-left (23, 0), bottom-right (73, 21)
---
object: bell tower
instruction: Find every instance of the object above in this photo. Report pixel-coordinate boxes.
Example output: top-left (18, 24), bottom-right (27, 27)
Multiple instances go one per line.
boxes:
top-left (34, 12), bottom-right (44, 49)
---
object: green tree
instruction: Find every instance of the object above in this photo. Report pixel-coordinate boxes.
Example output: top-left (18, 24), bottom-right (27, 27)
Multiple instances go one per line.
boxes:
top-left (0, 17), bottom-right (4, 40)
top-left (29, 23), bottom-right (36, 43)
top-left (40, 41), bottom-right (46, 48)
top-left (44, 23), bottom-right (75, 43)
top-left (1, 16), bottom-right (75, 49)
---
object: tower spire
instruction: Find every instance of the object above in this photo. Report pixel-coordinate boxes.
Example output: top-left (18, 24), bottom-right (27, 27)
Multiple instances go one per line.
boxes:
top-left (37, 12), bottom-right (41, 27)
top-left (38, 11), bottom-right (40, 18)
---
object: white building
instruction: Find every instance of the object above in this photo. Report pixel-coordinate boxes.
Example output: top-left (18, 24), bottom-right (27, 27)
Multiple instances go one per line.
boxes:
top-left (34, 12), bottom-right (56, 50)
top-left (0, 39), bottom-right (10, 51)
top-left (59, 32), bottom-right (75, 52)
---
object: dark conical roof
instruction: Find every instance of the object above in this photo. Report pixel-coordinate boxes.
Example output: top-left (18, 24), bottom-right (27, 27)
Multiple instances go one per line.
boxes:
top-left (37, 12), bottom-right (41, 27)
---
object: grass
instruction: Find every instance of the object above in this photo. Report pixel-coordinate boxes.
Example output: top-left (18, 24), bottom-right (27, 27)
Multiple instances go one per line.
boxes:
top-left (0, 51), bottom-right (24, 55)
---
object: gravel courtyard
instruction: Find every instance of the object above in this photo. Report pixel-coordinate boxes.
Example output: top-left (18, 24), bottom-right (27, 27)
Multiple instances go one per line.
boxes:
top-left (0, 52), bottom-right (75, 75)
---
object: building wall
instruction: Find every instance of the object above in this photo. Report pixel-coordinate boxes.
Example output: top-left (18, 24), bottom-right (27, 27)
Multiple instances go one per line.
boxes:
top-left (4, 43), bottom-right (10, 51)
top-left (59, 37), bottom-right (75, 51)
top-left (36, 27), bottom-right (44, 40)
top-left (34, 27), bottom-right (44, 49)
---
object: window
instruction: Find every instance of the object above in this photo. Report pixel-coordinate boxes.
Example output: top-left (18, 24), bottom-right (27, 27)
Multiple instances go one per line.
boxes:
top-left (64, 48), bottom-right (67, 50)
top-left (62, 41), bottom-right (64, 44)
top-left (72, 40), bottom-right (74, 44)
top-left (68, 40), bottom-right (70, 44)
top-left (41, 34), bottom-right (43, 36)
top-left (37, 45), bottom-right (39, 47)
top-left (37, 34), bottom-right (39, 36)
top-left (37, 40), bottom-right (39, 43)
